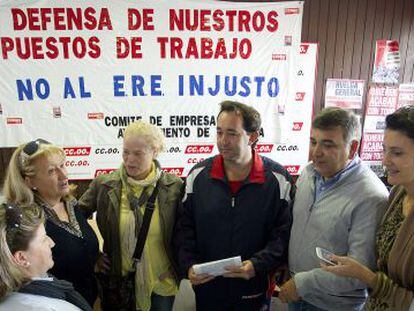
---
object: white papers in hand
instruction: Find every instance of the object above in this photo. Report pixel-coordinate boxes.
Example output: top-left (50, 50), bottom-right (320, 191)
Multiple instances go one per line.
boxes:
top-left (193, 256), bottom-right (242, 276)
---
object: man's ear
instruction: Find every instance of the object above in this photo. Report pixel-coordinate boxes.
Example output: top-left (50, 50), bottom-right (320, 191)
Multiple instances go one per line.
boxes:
top-left (248, 132), bottom-right (259, 146)
top-left (348, 140), bottom-right (359, 159)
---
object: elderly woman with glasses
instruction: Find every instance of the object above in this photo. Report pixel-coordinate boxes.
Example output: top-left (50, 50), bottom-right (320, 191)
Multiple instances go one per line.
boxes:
top-left (2, 140), bottom-right (99, 307)
top-left (323, 106), bottom-right (414, 310)
top-left (78, 120), bottom-right (183, 311)
top-left (0, 203), bottom-right (91, 311)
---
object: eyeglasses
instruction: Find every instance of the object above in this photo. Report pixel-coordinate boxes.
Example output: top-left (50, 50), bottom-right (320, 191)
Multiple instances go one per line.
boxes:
top-left (19, 139), bottom-right (51, 168)
top-left (2, 203), bottom-right (23, 230)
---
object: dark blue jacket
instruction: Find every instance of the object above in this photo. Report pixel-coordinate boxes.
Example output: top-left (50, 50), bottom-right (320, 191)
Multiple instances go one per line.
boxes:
top-left (45, 201), bottom-right (99, 306)
top-left (175, 153), bottom-right (294, 305)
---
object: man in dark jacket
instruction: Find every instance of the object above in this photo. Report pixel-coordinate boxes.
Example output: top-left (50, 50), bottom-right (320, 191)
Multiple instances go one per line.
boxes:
top-left (175, 101), bottom-right (294, 310)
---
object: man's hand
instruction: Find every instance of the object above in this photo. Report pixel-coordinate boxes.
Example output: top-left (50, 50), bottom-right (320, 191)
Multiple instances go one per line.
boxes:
top-left (223, 260), bottom-right (255, 280)
top-left (279, 279), bottom-right (301, 303)
top-left (188, 266), bottom-right (215, 285)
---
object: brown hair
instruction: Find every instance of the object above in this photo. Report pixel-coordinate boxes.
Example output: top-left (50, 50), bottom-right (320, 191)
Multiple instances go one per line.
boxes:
top-left (218, 101), bottom-right (261, 133)
top-left (385, 105), bottom-right (414, 141)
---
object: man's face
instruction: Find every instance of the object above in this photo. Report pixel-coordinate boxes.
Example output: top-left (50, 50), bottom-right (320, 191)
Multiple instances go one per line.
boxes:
top-left (216, 111), bottom-right (256, 164)
top-left (310, 126), bottom-right (355, 179)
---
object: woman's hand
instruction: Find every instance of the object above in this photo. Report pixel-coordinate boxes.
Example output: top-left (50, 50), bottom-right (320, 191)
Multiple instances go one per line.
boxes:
top-left (322, 255), bottom-right (376, 286)
top-left (159, 269), bottom-right (173, 281)
top-left (94, 252), bottom-right (110, 274)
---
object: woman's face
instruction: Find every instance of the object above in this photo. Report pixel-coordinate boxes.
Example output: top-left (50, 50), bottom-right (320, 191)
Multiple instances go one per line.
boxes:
top-left (20, 223), bottom-right (55, 278)
top-left (27, 153), bottom-right (70, 204)
top-left (383, 129), bottom-right (414, 189)
top-left (122, 135), bottom-right (156, 180)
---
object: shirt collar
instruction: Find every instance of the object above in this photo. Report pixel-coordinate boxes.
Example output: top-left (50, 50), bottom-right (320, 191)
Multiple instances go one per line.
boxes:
top-left (211, 149), bottom-right (265, 183)
top-left (314, 155), bottom-right (361, 186)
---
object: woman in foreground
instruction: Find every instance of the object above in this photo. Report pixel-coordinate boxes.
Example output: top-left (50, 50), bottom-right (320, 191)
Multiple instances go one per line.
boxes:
top-left (0, 203), bottom-right (91, 311)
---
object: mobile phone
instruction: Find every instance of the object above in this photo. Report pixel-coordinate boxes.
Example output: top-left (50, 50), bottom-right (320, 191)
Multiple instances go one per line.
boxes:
top-left (315, 247), bottom-right (337, 266)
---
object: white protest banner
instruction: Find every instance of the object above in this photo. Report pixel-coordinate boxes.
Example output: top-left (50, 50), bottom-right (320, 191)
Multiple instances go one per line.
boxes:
top-left (277, 42), bottom-right (318, 175)
top-left (360, 83), bottom-right (399, 176)
top-left (324, 79), bottom-right (364, 109)
top-left (0, 0), bottom-right (307, 179)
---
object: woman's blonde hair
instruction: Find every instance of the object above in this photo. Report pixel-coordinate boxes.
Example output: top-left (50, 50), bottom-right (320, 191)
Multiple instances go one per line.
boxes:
top-left (0, 204), bottom-right (44, 300)
top-left (124, 120), bottom-right (166, 155)
top-left (3, 141), bottom-right (68, 206)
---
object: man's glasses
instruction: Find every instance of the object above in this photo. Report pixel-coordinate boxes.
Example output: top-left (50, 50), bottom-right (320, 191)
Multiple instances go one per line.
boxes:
top-left (2, 203), bottom-right (23, 230)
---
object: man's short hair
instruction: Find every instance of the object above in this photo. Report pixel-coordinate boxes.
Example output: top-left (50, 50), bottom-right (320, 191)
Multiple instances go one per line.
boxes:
top-left (312, 107), bottom-right (361, 143)
top-left (218, 101), bottom-right (261, 133)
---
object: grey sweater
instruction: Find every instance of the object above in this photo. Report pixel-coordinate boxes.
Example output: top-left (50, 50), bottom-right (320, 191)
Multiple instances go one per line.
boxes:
top-left (289, 160), bottom-right (388, 311)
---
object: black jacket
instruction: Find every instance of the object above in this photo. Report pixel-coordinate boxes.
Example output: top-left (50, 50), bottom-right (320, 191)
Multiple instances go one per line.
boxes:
top-left (175, 153), bottom-right (294, 305)
top-left (46, 202), bottom-right (99, 306)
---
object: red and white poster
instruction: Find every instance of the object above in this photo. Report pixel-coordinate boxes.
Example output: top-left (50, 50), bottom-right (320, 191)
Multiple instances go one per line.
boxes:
top-left (398, 84), bottom-right (414, 108)
top-left (0, 0), bottom-right (313, 179)
top-left (324, 79), bottom-right (365, 109)
top-left (360, 83), bottom-right (399, 176)
top-left (372, 40), bottom-right (400, 84)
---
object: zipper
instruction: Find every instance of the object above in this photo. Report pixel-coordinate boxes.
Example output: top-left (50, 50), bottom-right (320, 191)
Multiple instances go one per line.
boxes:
top-left (231, 196), bottom-right (235, 208)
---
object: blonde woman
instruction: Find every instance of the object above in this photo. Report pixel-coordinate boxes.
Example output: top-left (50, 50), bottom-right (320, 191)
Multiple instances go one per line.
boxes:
top-left (79, 120), bottom-right (183, 311)
top-left (3, 140), bottom-right (99, 306)
top-left (0, 203), bottom-right (91, 311)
